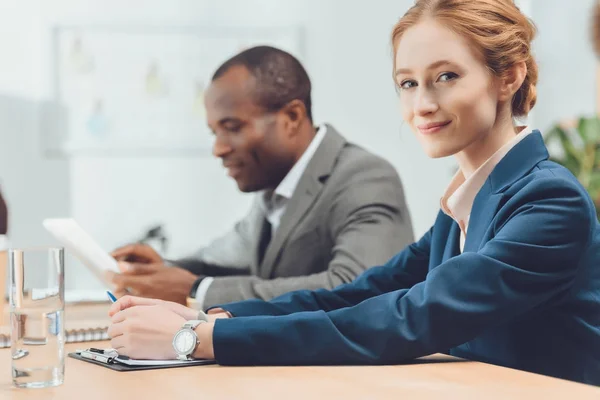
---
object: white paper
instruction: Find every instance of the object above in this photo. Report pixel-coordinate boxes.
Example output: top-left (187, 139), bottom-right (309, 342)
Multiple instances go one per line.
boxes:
top-left (65, 289), bottom-right (110, 304)
top-left (82, 348), bottom-right (211, 366)
top-left (115, 357), bottom-right (211, 366)
top-left (42, 218), bottom-right (119, 288)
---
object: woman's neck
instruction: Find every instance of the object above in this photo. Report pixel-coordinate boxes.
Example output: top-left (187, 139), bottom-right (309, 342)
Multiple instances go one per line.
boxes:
top-left (455, 120), bottom-right (524, 178)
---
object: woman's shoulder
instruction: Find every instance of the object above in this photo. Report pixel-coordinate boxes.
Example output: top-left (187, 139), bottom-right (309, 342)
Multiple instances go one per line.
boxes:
top-left (501, 161), bottom-right (597, 234)
top-left (509, 160), bottom-right (591, 200)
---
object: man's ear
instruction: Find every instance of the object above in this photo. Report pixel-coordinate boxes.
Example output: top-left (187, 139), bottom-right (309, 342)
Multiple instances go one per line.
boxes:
top-left (498, 61), bottom-right (527, 102)
top-left (281, 100), bottom-right (306, 136)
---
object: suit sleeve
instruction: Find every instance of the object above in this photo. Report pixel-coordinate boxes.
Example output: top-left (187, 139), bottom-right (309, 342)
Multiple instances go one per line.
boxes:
top-left (210, 226), bottom-right (431, 316)
top-left (203, 159), bottom-right (416, 309)
top-left (212, 178), bottom-right (593, 365)
top-left (173, 199), bottom-right (260, 276)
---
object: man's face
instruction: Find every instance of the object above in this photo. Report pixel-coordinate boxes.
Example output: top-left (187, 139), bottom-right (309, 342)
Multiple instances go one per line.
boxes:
top-left (205, 66), bottom-right (295, 192)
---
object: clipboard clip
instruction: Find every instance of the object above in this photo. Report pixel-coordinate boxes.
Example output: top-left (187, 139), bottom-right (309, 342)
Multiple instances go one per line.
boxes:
top-left (78, 348), bottom-right (119, 364)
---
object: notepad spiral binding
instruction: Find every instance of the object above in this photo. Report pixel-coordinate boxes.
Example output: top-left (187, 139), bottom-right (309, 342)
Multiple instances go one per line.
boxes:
top-left (0, 327), bottom-right (109, 348)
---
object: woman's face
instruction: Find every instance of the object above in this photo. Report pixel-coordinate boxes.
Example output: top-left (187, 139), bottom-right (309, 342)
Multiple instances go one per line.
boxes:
top-left (394, 19), bottom-right (502, 159)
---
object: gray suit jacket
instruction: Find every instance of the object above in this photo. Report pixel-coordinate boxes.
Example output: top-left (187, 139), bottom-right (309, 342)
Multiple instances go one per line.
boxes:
top-left (177, 124), bottom-right (414, 308)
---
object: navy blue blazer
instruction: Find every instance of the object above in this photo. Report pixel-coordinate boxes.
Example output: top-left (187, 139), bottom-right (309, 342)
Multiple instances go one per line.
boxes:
top-left (210, 131), bottom-right (600, 385)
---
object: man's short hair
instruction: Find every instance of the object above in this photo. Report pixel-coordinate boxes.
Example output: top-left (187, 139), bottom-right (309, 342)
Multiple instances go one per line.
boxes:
top-left (212, 45), bottom-right (313, 121)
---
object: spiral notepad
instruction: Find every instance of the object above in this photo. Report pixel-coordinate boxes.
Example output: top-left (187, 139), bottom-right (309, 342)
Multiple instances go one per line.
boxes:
top-left (0, 324), bottom-right (109, 348)
top-left (0, 294), bottom-right (112, 348)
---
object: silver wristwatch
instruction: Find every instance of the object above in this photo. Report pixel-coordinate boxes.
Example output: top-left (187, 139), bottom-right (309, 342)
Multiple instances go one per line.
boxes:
top-left (172, 320), bottom-right (205, 361)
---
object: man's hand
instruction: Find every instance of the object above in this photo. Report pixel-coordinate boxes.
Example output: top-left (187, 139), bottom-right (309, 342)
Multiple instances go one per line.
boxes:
top-left (108, 304), bottom-right (186, 360)
top-left (106, 263), bottom-right (197, 304)
top-left (111, 243), bottom-right (162, 264)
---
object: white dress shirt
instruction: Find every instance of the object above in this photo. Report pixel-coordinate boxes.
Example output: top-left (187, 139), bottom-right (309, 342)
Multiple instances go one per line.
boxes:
top-left (195, 125), bottom-right (328, 307)
top-left (440, 127), bottom-right (533, 252)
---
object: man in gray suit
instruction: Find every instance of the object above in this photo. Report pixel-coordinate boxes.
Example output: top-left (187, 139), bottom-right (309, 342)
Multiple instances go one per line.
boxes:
top-left (109, 46), bottom-right (414, 309)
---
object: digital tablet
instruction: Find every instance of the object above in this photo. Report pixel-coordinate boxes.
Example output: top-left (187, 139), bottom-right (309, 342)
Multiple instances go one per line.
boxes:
top-left (43, 218), bottom-right (120, 288)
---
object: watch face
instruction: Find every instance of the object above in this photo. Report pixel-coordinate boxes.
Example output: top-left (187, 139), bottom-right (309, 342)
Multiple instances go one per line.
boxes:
top-left (174, 329), bottom-right (196, 354)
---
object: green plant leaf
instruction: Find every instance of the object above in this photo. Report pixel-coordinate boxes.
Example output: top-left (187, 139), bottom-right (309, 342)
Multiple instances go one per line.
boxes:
top-left (549, 117), bottom-right (600, 218)
top-left (545, 124), bottom-right (583, 176)
top-left (578, 116), bottom-right (600, 143)
top-left (587, 173), bottom-right (600, 195)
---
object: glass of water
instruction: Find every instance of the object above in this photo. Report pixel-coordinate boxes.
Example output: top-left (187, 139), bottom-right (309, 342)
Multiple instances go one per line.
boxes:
top-left (9, 247), bottom-right (65, 388)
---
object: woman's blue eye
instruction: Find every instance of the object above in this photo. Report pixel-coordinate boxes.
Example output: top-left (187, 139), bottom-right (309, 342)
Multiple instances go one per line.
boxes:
top-left (400, 80), bottom-right (417, 90)
top-left (438, 72), bottom-right (458, 82)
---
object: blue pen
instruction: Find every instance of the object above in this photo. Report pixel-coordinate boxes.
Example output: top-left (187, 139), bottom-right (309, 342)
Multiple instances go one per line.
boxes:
top-left (106, 290), bottom-right (117, 303)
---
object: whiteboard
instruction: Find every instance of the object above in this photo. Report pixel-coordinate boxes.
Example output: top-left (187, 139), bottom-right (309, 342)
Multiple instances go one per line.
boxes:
top-left (46, 25), bottom-right (304, 156)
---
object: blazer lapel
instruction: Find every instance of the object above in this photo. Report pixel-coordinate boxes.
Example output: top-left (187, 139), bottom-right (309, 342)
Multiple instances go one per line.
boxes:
top-left (248, 198), bottom-right (268, 276)
top-left (443, 222), bottom-right (462, 260)
top-left (463, 185), bottom-right (504, 252)
top-left (260, 125), bottom-right (347, 279)
top-left (463, 131), bottom-right (549, 252)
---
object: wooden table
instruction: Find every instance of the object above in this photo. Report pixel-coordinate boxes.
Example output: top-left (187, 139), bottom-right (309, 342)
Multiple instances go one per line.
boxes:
top-left (0, 342), bottom-right (598, 399)
top-left (0, 303), bottom-right (598, 399)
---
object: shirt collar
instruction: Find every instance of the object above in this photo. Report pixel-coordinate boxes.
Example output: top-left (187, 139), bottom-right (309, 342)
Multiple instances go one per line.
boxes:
top-left (261, 125), bottom-right (328, 210)
top-left (275, 124), bottom-right (327, 200)
top-left (441, 126), bottom-right (533, 228)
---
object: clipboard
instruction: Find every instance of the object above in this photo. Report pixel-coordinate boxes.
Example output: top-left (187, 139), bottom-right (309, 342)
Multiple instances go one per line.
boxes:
top-left (68, 349), bottom-right (215, 372)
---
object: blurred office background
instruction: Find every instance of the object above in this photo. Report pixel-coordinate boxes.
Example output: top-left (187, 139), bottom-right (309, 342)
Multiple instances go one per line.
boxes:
top-left (0, 0), bottom-right (597, 290)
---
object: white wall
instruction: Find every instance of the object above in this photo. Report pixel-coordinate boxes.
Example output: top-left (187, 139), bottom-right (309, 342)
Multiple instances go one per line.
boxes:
top-left (0, 0), bottom-right (597, 290)
top-left (0, 98), bottom-right (71, 249)
top-left (0, 1), bottom-right (71, 249)
top-left (531, 0), bottom-right (598, 131)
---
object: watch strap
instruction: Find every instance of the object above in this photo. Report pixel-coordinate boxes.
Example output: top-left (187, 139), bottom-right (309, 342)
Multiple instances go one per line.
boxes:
top-left (197, 310), bottom-right (209, 322)
top-left (183, 320), bottom-right (205, 330)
